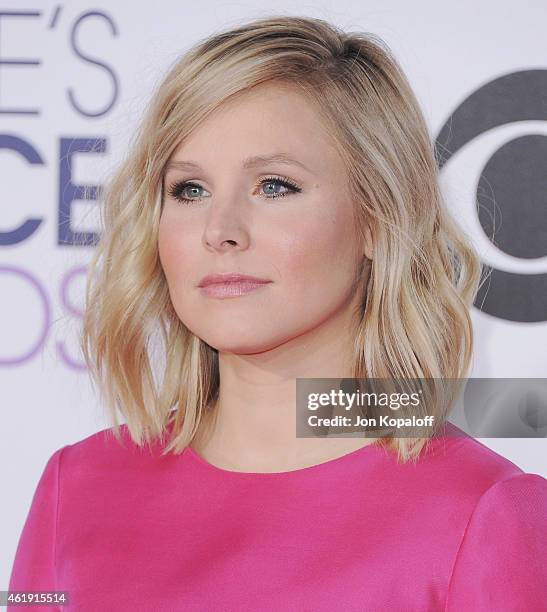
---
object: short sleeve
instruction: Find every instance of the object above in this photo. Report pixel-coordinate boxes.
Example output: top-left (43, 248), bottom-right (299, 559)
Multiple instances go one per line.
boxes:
top-left (7, 447), bottom-right (66, 612)
top-left (445, 472), bottom-right (547, 611)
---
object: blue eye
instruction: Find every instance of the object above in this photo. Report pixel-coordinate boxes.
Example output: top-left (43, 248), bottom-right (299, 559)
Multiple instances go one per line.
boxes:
top-left (168, 182), bottom-right (204, 202)
top-left (258, 177), bottom-right (301, 199)
top-left (166, 176), bottom-right (302, 205)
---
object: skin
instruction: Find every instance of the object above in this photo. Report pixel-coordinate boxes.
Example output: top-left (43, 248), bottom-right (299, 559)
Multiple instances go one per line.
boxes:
top-left (158, 81), bottom-right (376, 472)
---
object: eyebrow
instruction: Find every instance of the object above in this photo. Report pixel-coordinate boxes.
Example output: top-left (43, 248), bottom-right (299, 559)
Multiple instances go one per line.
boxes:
top-left (164, 153), bottom-right (311, 173)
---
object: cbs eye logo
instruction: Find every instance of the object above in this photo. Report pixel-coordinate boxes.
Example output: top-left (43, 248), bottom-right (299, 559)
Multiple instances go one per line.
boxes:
top-left (435, 69), bottom-right (547, 323)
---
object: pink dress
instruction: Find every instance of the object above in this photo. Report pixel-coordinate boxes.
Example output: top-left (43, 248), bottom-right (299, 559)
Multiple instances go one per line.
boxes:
top-left (8, 421), bottom-right (547, 611)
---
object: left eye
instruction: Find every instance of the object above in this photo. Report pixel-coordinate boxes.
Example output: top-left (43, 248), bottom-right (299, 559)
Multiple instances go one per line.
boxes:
top-left (259, 178), bottom-right (297, 198)
top-left (166, 176), bottom-right (302, 205)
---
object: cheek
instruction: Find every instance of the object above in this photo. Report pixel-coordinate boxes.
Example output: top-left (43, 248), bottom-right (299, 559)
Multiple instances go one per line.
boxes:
top-left (277, 205), bottom-right (358, 290)
top-left (158, 214), bottom-right (196, 293)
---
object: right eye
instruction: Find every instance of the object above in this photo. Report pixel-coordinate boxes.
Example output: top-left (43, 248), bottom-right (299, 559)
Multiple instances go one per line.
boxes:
top-left (167, 181), bottom-right (209, 204)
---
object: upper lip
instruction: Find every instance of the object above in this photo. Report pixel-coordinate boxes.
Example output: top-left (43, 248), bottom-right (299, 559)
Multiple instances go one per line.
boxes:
top-left (197, 273), bottom-right (272, 287)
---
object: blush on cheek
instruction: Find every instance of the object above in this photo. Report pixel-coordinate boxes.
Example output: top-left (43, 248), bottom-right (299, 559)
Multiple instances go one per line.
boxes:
top-left (158, 215), bottom-right (190, 266)
top-left (286, 214), bottom-right (352, 273)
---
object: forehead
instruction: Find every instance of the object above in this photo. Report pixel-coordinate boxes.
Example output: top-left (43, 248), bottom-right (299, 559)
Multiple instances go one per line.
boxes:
top-left (168, 82), bottom-right (343, 174)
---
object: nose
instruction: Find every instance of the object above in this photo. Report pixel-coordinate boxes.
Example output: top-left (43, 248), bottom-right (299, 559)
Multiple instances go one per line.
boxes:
top-left (202, 198), bottom-right (250, 252)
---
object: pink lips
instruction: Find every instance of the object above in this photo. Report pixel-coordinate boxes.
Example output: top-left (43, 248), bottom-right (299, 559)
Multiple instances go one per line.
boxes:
top-left (197, 273), bottom-right (272, 299)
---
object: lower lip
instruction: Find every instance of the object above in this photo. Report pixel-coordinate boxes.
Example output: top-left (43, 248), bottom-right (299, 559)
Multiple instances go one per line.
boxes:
top-left (199, 281), bottom-right (272, 298)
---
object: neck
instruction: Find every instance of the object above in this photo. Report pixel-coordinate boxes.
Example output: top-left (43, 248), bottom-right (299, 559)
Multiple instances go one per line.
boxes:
top-left (191, 280), bottom-right (378, 472)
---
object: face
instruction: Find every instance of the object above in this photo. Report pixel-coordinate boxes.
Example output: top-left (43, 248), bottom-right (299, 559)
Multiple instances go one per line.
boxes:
top-left (158, 82), bottom-right (370, 354)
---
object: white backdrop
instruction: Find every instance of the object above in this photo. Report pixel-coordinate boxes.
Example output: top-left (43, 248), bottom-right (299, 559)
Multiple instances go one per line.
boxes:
top-left (1, 0), bottom-right (546, 589)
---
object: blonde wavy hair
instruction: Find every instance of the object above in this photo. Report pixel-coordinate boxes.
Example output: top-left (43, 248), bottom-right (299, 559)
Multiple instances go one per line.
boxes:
top-left (81, 15), bottom-right (483, 464)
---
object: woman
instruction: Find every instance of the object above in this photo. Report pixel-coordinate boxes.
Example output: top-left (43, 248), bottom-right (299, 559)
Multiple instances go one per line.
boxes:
top-left (8, 15), bottom-right (547, 611)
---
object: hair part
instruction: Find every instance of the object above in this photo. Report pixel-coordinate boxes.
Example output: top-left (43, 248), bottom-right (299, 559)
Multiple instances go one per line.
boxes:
top-left (80, 15), bottom-right (483, 464)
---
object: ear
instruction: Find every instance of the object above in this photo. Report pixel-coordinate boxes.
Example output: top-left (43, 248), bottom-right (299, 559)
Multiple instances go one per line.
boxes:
top-left (363, 221), bottom-right (373, 260)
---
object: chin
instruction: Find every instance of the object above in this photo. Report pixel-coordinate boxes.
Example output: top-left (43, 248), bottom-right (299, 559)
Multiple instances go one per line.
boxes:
top-left (202, 335), bottom-right (275, 355)
top-left (200, 328), bottom-right (297, 355)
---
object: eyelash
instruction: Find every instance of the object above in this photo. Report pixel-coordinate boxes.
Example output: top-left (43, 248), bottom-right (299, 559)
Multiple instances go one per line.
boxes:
top-left (166, 175), bottom-right (302, 205)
